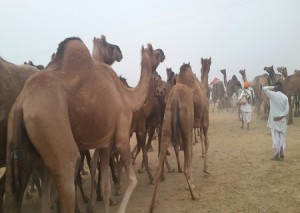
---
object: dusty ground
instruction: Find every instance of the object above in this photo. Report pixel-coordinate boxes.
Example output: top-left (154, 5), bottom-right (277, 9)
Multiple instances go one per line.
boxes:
top-left (2, 109), bottom-right (300, 213)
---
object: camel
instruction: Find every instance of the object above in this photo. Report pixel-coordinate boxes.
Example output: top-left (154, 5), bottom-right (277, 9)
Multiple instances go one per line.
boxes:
top-left (0, 57), bottom-right (39, 211)
top-left (150, 62), bottom-right (210, 212)
top-left (220, 69), bottom-right (231, 109)
top-left (277, 67), bottom-right (300, 119)
top-left (277, 69), bottom-right (300, 124)
top-left (227, 75), bottom-right (242, 117)
top-left (4, 37), bottom-right (165, 213)
top-left (24, 61), bottom-right (45, 70)
top-left (264, 65), bottom-right (282, 85)
top-left (211, 79), bottom-right (225, 112)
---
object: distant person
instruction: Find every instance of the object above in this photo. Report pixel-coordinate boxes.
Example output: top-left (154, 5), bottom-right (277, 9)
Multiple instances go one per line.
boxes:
top-left (263, 82), bottom-right (289, 160)
top-left (238, 82), bottom-right (253, 130)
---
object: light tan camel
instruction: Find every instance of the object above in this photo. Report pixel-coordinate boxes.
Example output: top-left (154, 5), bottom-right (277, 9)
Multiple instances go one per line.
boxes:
top-left (150, 63), bottom-right (200, 213)
top-left (150, 60), bottom-right (211, 212)
top-left (5, 37), bottom-right (165, 213)
top-left (197, 58), bottom-right (211, 161)
top-left (0, 57), bottom-right (39, 211)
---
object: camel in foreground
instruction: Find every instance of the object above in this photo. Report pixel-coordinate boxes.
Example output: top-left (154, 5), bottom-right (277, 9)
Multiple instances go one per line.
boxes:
top-left (0, 57), bottom-right (39, 211)
top-left (5, 37), bottom-right (165, 213)
top-left (150, 62), bottom-right (210, 212)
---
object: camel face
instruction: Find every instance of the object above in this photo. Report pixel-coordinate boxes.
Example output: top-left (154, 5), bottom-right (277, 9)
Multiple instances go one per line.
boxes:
top-left (92, 35), bottom-right (123, 65)
top-left (227, 75), bottom-right (242, 97)
top-left (201, 57), bottom-right (212, 71)
top-left (141, 45), bottom-right (165, 71)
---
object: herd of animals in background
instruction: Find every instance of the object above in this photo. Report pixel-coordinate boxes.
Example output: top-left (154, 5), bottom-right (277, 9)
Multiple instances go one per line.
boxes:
top-left (0, 34), bottom-right (299, 213)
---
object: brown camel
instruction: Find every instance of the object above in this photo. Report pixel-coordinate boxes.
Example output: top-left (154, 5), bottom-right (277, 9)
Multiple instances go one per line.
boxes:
top-left (24, 60), bottom-right (45, 70)
top-left (227, 75), bottom-right (243, 118)
top-left (280, 71), bottom-right (300, 124)
top-left (150, 62), bottom-right (209, 212)
top-left (220, 69), bottom-right (231, 109)
top-left (5, 37), bottom-right (165, 213)
top-left (0, 57), bottom-right (39, 211)
top-left (277, 67), bottom-right (300, 119)
top-left (264, 65), bottom-right (282, 85)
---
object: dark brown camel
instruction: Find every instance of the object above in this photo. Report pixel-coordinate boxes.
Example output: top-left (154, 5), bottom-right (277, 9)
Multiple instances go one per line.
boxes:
top-left (24, 61), bottom-right (45, 70)
top-left (220, 69), bottom-right (231, 109)
top-left (4, 37), bottom-right (165, 213)
top-left (280, 71), bottom-right (300, 124)
top-left (0, 57), bottom-right (39, 211)
top-left (227, 75), bottom-right (243, 118)
top-left (150, 62), bottom-right (209, 212)
top-left (211, 79), bottom-right (225, 112)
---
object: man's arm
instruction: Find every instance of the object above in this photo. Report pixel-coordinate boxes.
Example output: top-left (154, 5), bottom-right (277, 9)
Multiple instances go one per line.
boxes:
top-left (262, 86), bottom-right (274, 98)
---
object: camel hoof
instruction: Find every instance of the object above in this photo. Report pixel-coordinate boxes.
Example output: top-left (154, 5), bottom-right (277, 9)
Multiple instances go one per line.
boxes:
top-left (192, 193), bottom-right (200, 200)
top-left (110, 198), bottom-right (119, 206)
top-left (86, 205), bottom-right (94, 213)
top-left (138, 169), bottom-right (144, 173)
top-left (203, 169), bottom-right (210, 174)
top-left (30, 187), bottom-right (37, 193)
top-left (83, 196), bottom-right (89, 203)
top-left (168, 169), bottom-right (175, 173)
top-left (178, 169), bottom-right (183, 173)
top-left (201, 155), bottom-right (205, 158)
top-left (26, 194), bottom-right (33, 199)
top-left (96, 195), bottom-right (103, 202)
top-left (114, 189), bottom-right (122, 196)
top-left (160, 175), bottom-right (165, 182)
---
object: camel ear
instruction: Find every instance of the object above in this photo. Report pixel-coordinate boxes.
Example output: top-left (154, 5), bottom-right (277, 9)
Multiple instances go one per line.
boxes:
top-left (141, 45), bottom-right (145, 55)
top-left (100, 35), bottom-right (106, 42)
top-left (147, 43), bottom-right (153, 52)
top-left (209, 57), bottom-right (212, 63)
top-left (201, 57), bottom-right (203, 64)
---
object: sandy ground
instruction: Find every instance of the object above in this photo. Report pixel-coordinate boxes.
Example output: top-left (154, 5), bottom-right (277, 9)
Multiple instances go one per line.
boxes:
top-left (2, 109), bottom-right (300, 213)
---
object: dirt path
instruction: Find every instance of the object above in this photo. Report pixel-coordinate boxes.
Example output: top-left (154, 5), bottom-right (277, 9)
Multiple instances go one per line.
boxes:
top-left (4, 110), bottom-right (300, 212)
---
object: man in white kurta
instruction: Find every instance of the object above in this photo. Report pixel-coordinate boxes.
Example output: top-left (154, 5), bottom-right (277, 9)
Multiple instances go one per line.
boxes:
top-left (263, 82), bottom-right (289, 160)
top-left (238, 82), bottom-right (253, 130)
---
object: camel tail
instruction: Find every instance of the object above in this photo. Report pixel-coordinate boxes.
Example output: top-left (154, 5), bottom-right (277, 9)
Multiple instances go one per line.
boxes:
top-left (171, 101), bottom-right (179, 146)
top-left (9, 108), bottom-right (24, 201)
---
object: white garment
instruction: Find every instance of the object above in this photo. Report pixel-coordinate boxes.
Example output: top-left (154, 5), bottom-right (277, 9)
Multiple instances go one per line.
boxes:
top-left (262, 86), bottom-right (289, 133)
top-left (271, 129), bottom-right (286, 155)
top-left (241, 111), bottom-right (252, 123)
top-left (238, 88), bottom-right (253, 113)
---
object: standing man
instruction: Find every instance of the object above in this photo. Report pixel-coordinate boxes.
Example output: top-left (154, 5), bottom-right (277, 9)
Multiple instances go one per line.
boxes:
top-left (263, 81), bottom-right (289, 160)
top-left (238, 82), bottom-right (253, 130)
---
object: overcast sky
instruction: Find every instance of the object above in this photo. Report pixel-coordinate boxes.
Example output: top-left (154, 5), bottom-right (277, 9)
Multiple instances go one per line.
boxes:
top-left (1, 0), bottom-right (299, 86)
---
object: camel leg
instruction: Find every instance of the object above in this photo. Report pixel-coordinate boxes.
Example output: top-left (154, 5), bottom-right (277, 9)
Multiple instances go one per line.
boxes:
top-left (76, 170), bottom-right (89, 203)
top-left (115, 140), bottom-right (137, 213)
top-left (174, 143), bottom-right (183, 173)
top-left (0, 172), bottom-right (5, 212)
top-left (110, 154), bottom-right (122, 196)
top-left (137, 131), bottom-right (154, 184)
top-left (183, 132), bottom-right (199, 200)
top-left (87, 149), bottom-right (99, 212)
top-left (150, 135), bottom-right (170, 213)
top-left (200, 127), bottom-right (205, 158)
top-left (193, 128), bottom-right (198, 144)
top-left (132, 143), bottom-right (141, 166)
top-left (203, 125), bottom-right (210, 174)
top-left (40, 166), bottom-right (53, 213)
top-left (101, 148), bottom-right (115, 212)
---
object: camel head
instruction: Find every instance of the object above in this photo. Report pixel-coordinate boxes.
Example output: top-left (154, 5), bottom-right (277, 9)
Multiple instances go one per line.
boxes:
top-left (92, 35), bottom-right (123, 65)
top-left (166, 68), bottom-right (176, 86)
top-left (277, 67), bottom-right (287, 78)
top-left (239, 69), bottom-right (245, 75)
top-left (201, 57), bottom-right (212, 73)
top-left (264, 65), bottom-right (274, 74)
top-left (227, 75), bottom-right (242, 97)
top-left (141, 44), bottom-right (165, 71)
top-left (220, 69), bottom-right (226, 75)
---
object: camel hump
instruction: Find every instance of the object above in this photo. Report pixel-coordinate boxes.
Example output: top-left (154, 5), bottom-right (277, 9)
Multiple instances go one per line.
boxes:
top-left (53, 37), bottom-right (92, 71)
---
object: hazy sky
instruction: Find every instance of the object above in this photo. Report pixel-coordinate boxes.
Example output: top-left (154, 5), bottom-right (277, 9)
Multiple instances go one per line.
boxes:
top-left (1, 0), bottom-right (299, 86)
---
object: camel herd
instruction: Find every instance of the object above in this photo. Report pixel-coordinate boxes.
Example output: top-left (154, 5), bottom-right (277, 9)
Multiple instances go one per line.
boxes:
top-left (209, 67), bottom-right (300, 125)
top-left (0, 35), bottom-right (212, 213)
top-left (1, 34), bottom-right (299, 213)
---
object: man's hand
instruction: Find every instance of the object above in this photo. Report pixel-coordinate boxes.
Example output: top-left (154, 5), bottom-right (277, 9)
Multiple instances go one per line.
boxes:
top-left (273, 116), bottom-right (284, 121)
